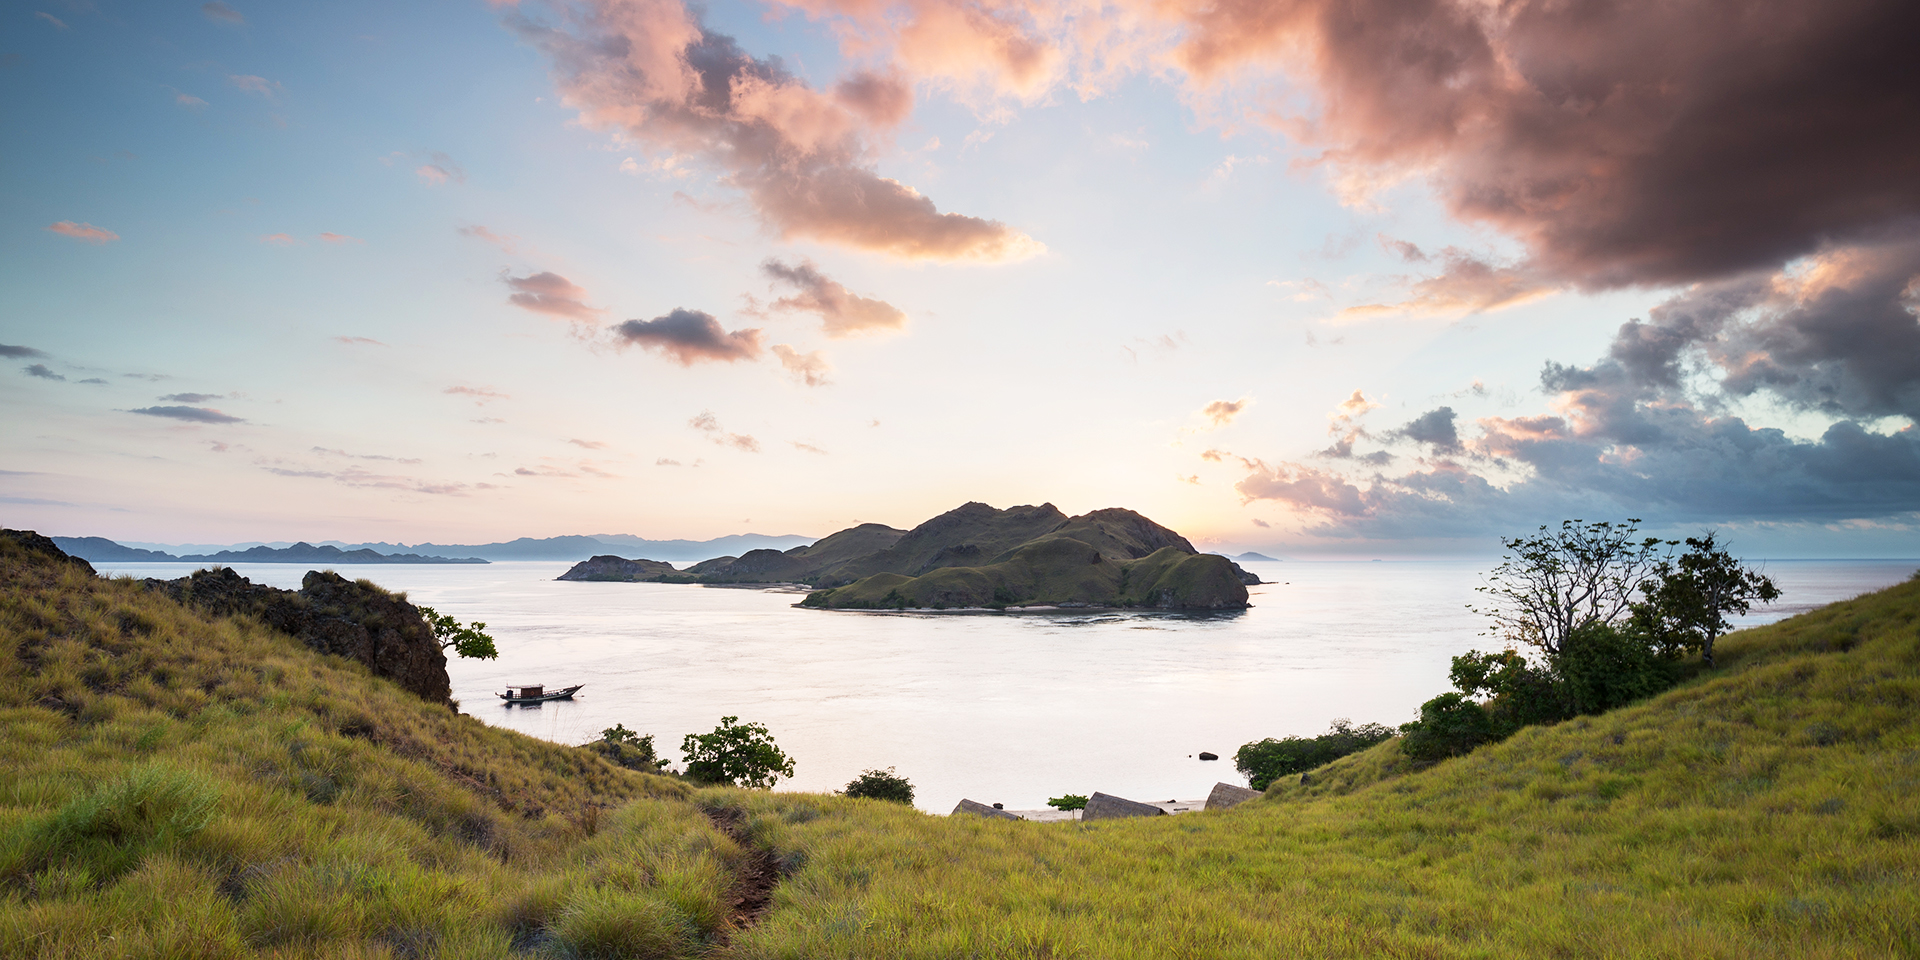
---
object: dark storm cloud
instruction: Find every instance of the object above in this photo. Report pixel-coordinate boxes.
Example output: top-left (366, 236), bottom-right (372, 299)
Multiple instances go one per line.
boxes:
top-left (1397, 407), bottom-right (1460, 452)
top-left (611, 309), bottom-right (764, 365)
top-left (1175, 0), bottom-right (1920, 289)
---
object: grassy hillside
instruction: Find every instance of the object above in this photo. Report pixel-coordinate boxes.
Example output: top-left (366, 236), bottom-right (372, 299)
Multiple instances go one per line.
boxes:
top-left (0, 536), bottom-right (755, 959)
top-left (4, 530), bottom-right (1915, 958)
top-left (750, 573), bottom-right (1920, 958)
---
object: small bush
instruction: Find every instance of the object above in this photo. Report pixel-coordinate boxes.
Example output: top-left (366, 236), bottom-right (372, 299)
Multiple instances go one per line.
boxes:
top-left (586, 723), bottom-right (669, 772)
top-left (680, 716), bottom-right (795, 790)
top-left (843, 767), bottom-right (915, 804)
top-left (1556, 621), bottom-right (1679, 716)
top-left (1236, 719), bottom-right (1397, 790)
top-left (1399, 693), bottom-right (1497, 763)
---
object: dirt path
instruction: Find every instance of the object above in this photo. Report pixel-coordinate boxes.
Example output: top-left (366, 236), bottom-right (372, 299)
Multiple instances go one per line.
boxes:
top-left (705, 806), bottom-right (782, 945)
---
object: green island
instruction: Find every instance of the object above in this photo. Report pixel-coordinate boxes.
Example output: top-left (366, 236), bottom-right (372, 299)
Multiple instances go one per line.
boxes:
top-left (559, 501), bottom-right (1258, 611)
top-left (4, 528), bottom-right (1917, 958)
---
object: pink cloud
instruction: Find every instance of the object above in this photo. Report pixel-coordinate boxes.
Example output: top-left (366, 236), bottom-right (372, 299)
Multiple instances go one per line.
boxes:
top-left (1342, 250), bottom-right (1556, 320)
top-left (226, 74), bottom-right (280, 97)
top-left (458, 224), bottom-right (519, 253)
top-left (445, 385), bottom-right (509, 404)
top-left (318, 232), bottom-right (363, 244)
top-left (762, 259), bottom-right (906, 337)
top-left (414, 152), bottom-right (465, 186)
top-left (509, 2), bottom-right (1041, 261)
top-left (504, 271), bottom-right (601, 321)
top-left (175, 93), bottom-right (209, 109)
top-left (772, 344), bottom-right (832, 386)
top-left (260, 233), bottom-right (299, 246)
top-left (1201, 398), bottom-right (1248, 427)
top-left (46, 221), bottom-right (119, 244)
top-left (689, 410), bottom-right (760, 451)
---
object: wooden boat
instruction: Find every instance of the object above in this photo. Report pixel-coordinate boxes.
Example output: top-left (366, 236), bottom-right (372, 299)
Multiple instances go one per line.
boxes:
top-left (498, 683), bottom-right (583, 704)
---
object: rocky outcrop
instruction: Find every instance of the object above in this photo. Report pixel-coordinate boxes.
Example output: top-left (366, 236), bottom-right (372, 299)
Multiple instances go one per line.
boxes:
top-left (1205, 782), bottom-right (1260, 811)
top-left (145, 567), bottom-right (451, 705)
top-left (1081, 792), bottom-right (1167, 820)
top-left (2, 529), bottom-right (97, 577)
top-left (556, 555), bottom-right (683, 582)
top-left (952, 798), bottom-right (1021, 820)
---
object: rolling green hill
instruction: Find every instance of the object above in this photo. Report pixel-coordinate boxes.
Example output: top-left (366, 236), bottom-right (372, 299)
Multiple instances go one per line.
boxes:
top-left (4, 531), bottom-right (1914, 958)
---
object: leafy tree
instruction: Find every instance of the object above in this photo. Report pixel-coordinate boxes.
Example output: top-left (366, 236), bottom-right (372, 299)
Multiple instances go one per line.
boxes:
top-left (1556, 621), bottom-right (1678, 714)
top-left (679, 716), bottom-right (795, 789)
top-left (1470, 520), bottom-right (1674, 655)
top-left (1631, 531), bottom-right (1781, 666)
top-left (585, 723), bottom-right (669, 772)
top-left (1447, 648), bottom-right (1565, 734)
top-left (843, 767), bottom-right (914, 804)
top-left (1046, 794), bottom-right (1088, 813)
top-left (1399, 693), bottom-right (1497, 763)
top-left (416, 605), bottom-right (499, 660)
top-left (1234, 719), bottom-right (1396, 790)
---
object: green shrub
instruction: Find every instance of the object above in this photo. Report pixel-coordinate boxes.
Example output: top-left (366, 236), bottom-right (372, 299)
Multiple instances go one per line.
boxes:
top-left (1557, 621), bottom-right (1680, 715)
top-left (1399, 693), bottom-right (1498, 763)
top-left (587, 723), bottom-right (670, 772)
top-left (843, 767), bottom-right (915, 804)
top-left (1235, 719), bottom-right (1396, 790)
top-left (680, 716), bottom-right (795, 789)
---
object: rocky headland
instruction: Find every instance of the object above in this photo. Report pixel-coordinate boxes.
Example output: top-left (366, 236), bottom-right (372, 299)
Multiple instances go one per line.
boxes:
top-left (142, 564), bottom-right (453, 704)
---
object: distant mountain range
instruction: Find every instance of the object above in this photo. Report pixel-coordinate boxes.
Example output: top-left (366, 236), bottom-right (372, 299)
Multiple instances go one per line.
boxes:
top-left (51, 538), bottom-right (487, 565)
top-left (53, 532), bottom-right (818, 565)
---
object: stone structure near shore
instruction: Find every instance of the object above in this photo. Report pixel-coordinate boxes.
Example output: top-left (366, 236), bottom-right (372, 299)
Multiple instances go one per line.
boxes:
top-left (1205, 782), bottom-right (1261, 811)
top-left (1082, 792), bottom-right (1168, 820)
top-left (952, 798), bottom-right (1022, 820)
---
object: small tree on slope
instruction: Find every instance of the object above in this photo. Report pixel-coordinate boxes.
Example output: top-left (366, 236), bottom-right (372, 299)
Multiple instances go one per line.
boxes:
top-left (1469, 519), bottom-right (1673, 655)
top-left (1632, 531), bottom-right (1780, 666)
top-left (680, 716), bottom-right (795, 789)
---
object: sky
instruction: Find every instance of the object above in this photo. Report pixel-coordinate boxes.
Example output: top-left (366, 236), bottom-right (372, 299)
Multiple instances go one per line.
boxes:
top-left (3, 0), bottom-right (1917, 557)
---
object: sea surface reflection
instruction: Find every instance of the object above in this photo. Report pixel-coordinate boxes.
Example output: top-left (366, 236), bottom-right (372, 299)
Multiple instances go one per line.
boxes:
top-left (96, 558), bottom-right (1917, 813)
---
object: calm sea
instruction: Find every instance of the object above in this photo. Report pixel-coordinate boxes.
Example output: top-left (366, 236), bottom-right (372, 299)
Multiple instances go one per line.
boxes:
top-left (96, 558), bottom-right (1917, 813)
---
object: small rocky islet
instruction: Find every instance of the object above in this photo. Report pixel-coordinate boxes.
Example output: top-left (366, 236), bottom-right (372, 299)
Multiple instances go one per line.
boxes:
top-left (557, 501), bottom-right (1257, 611)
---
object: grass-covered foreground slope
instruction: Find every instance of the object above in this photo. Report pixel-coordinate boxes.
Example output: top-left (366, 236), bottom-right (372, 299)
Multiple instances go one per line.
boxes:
top-left (4, 524), bottom-right (1916, 958)
top-left (745, 574), bottom-right (1920, 958)
top-left (0, 536), bottom-right (775, 959)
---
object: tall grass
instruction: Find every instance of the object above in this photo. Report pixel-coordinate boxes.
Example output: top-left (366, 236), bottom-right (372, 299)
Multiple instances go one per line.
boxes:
top-left (3, 535), bottom-right (1915, 958)
top-left (725, 576), bottom-right (1920, 959)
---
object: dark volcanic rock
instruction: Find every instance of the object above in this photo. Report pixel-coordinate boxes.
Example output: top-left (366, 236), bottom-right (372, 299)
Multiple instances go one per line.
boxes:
top-left (146, 567), bottom-right (451, 705)
top-left (556, 555), bottom-right (682, 582)
top-left (2, 529), bottom-right (97, 577)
